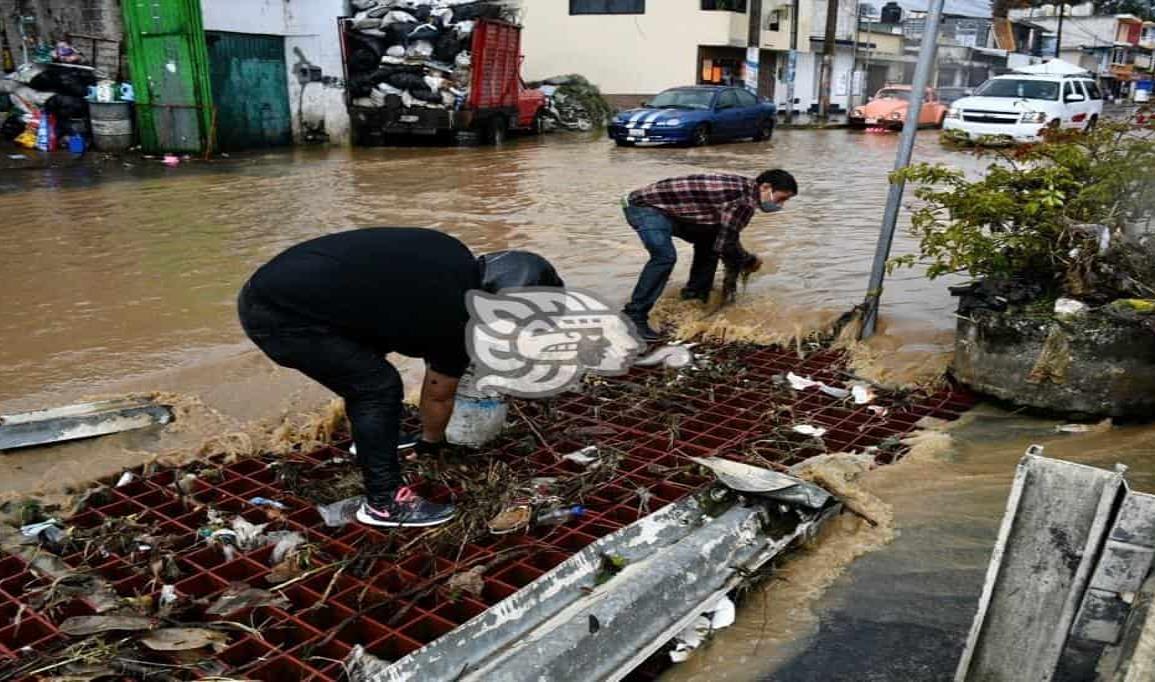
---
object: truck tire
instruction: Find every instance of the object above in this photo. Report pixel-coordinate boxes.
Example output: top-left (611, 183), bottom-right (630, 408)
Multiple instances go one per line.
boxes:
top-left (488, 116), bottom-right (508, 145)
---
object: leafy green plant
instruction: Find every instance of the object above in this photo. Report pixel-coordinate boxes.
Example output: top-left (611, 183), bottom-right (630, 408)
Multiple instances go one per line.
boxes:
top-left (891, 114), bottom-right (1155, 301)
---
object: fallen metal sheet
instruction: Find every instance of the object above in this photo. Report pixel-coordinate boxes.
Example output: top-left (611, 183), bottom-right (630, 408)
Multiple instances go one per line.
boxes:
top-left (0, 398), bottom-right (173, 451)
top-left (955, 453), bottom-right (1125, 682)
top-left (349, 494), bottom-right (837, 682)
top-left (689, 456), bottom-right (833, 509)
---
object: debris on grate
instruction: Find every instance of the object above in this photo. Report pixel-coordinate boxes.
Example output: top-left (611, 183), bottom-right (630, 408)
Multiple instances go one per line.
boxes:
top-left (0, 342), bottom-right (975, 680)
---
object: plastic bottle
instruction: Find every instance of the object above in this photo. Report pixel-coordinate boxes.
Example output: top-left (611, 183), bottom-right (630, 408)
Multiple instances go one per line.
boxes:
top-left (534, 506), bottom-right (585, 527)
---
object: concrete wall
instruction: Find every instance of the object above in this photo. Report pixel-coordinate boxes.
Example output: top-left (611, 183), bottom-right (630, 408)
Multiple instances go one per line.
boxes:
top-left (521, 0), bottom-right (747, 95)
top-left (200, 0), bottom-right (350, 145)
top-left (0, 0), bottom-right (124, 76)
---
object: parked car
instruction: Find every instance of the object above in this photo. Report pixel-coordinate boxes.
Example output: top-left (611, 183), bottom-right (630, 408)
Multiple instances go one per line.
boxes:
top-left (848, 86), bottom-right (948, 130)
top-left (942, 73), bottom-right (1104, 144)
top-left (607, 86), bottom-right (777, 147)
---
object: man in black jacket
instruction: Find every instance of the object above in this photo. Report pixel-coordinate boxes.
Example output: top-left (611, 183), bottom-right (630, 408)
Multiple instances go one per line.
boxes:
top-left (238, 228), bottom-right (561, 527)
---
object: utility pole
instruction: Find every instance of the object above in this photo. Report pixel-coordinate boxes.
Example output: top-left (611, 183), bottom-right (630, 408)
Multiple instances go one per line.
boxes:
top-left (748, 0), bottom-right (764, 94)
top-left (818, 0), bottom-right (841, 120)
top-left (785, 0), bottom-right (800, 122)
top-left (848, 0), bottom-right (862, 111)
top-left (860, 0), bottom-right (947, 338)
top-left (1054, 2), bottom-right (1065, 59)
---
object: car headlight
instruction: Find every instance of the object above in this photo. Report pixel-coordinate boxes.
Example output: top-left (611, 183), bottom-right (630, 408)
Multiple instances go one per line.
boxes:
top-left (661, 119), bottom-right (682, 127)
top-left (945, 108), bottom-right (961, 120)
top-left (889, 111), bottom-right (904, 120)
top-left (852, 108), bottom-right (864, 117)
top-left (1021, 111), bottom-right (1047, 123)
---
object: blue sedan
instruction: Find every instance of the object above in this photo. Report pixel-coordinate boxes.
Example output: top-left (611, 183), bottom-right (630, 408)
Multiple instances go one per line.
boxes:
top-left (608, 86), bottom-right (777, 147)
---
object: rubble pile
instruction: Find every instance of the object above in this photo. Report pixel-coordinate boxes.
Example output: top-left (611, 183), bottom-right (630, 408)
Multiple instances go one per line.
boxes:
top-left (345, 0), bottom-right (519, 112)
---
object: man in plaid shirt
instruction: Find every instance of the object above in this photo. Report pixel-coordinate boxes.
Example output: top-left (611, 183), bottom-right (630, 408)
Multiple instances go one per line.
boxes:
top-left (622, 169), bottom-right (798, 341)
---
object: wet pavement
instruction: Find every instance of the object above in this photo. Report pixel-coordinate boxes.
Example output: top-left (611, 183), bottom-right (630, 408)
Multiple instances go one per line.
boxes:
top-left (2, 129), bottom-right (1152, 680)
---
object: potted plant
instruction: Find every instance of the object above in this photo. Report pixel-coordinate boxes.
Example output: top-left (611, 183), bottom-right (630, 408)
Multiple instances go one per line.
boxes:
top-left (890, 115), bottom-right (1155, 417)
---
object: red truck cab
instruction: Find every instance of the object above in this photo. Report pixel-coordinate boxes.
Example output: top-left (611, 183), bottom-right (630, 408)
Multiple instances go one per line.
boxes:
top-left (517, 79), bottom-right (546, 131)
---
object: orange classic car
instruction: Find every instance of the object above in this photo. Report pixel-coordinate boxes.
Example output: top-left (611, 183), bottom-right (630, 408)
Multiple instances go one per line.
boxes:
top-left (848, 85), bottom-right (949, 129)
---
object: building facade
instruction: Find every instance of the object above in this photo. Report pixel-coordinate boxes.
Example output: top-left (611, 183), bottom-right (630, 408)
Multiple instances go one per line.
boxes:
top-left (1012, 3), bottom-right (1155, 98)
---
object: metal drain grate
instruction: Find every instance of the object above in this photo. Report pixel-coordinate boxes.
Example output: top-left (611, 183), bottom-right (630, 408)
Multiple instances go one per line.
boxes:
top-left (0, 344), bottom-right (975, 679)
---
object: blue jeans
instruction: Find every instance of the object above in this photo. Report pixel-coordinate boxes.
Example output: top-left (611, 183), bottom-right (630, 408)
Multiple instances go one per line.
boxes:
top-left (622, 205), bottom-right (719, 322)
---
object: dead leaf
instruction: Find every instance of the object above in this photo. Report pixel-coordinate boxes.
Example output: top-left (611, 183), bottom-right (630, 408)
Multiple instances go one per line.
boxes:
top-left (206, 583), bottom-right (288, 615)
top-left (60, 615), bottom-right (157, 636)
top-left (446, 566), bottom-right (485, 597)
top-left (141, 627), bottom-right (229, 653)
top-left (266, 558), bottom-right (306, 585)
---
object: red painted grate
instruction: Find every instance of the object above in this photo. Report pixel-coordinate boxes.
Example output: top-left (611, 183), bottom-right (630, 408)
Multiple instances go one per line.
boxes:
top-left (0, 343), bottom-right (976, 680)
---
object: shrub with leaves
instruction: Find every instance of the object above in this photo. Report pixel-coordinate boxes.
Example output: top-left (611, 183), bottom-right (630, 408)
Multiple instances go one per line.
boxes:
top-left (891, 114), bottom-right (1155, 303)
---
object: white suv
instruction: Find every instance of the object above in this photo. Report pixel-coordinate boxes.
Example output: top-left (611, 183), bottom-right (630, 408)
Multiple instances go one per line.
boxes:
top-left (942, 74), bottom-right (1104, 143)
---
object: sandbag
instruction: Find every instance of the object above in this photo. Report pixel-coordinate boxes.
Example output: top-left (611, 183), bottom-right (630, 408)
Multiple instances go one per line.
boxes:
top-left (43, 94), bottom-right (88, 119)
top-left (386, 72), bottom-right (428, 91)
top-left (453, 2), bottom-right (504, 22)
top-left (408, 23), bottom-right (441, 41)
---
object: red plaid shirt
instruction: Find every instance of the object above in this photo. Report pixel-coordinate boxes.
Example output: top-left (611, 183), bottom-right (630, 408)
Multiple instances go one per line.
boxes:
top-left (628, 174), bottom-right (758, 269)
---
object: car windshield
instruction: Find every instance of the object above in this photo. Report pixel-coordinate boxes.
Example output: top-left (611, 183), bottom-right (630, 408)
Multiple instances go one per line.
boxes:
top-left (974, 79), bottom-right (1060, 100)
top-left (648, 89), bottom-right (715, 110)
top-left (874, 89), bottom-right (911, 101)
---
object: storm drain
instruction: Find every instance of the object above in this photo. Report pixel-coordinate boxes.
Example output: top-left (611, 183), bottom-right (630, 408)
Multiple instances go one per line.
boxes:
top-left (0, 343), bottom-right (974, 680)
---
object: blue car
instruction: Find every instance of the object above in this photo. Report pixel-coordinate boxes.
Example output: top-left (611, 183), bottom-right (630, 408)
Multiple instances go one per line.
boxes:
top-left (608, 85), bottom-right (777, 147)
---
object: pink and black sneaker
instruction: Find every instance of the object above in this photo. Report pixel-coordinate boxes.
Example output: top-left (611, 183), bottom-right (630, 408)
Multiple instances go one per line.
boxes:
top-left (356, 486), bottom-right (455, 528)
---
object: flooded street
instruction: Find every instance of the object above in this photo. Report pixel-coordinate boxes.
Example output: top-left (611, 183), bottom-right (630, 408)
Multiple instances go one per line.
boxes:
top-left (2, 129), bottom-right (1151, 680)
top-left (0, 129), bottom-right (973, 415)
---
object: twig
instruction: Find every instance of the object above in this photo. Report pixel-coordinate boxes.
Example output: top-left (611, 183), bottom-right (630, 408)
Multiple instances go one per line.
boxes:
top-left (510, 401), bottom-right (560, 461)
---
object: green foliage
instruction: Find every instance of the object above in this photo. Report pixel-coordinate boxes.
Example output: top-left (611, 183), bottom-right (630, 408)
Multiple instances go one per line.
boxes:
top-left (890, 114), bottom-right (1155, 298)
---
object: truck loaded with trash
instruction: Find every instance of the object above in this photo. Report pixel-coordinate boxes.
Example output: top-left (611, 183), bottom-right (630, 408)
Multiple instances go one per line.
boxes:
top-left (341, 0), bottom-right (545, 144)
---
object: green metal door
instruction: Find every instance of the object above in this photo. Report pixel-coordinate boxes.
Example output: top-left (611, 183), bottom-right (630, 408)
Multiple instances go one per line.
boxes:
top-left (121, 0), bottom-right (214, 153)
top-left (205, 32), bottom-right (292, 151)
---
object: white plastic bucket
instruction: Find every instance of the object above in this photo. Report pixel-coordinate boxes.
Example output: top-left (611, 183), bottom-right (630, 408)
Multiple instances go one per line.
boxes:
top-left (445, 367), bottom-right (508, 448)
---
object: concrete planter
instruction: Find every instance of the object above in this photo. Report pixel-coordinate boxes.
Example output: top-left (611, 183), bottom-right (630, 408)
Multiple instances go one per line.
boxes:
top-left (953, 306), bottom-right (1155, 418)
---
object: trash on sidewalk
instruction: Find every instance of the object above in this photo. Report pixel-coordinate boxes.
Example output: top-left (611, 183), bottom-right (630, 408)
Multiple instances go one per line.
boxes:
top-left (316, 495), bottom-right (364, 527)
top-left (792, 424), bottom-right (828, 438)
top-left (688, 456), bottom-right (833, 510)
top-left (562, 445), bottom-right (600, 466)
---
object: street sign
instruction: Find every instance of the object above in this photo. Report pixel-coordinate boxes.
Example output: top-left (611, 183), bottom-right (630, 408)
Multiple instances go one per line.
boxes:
top-left (745, 47), bottom-right (760, 94)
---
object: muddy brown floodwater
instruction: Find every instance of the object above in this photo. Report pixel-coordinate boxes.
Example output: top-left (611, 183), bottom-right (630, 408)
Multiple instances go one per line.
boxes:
top-left (1, 130), bottom-right (1151, 679)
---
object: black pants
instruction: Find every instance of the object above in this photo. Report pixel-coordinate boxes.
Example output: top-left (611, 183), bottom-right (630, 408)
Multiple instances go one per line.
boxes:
top-left (237, 284), bottom-right (403, 506)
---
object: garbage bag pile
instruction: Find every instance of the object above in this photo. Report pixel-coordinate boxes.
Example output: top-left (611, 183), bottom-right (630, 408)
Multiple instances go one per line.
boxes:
top-left (526, 74), bottom-right (613, 131)
top-left (345, 0), bottom-right (519, 111)
top-left (0, 62), bottom-right (95, 150)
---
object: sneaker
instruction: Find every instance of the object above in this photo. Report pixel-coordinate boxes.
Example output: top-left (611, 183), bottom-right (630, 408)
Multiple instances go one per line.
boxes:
top-left (631, 319), bottom-right (662, 343)
top-left (356, 487), bottom-right (455, 528)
